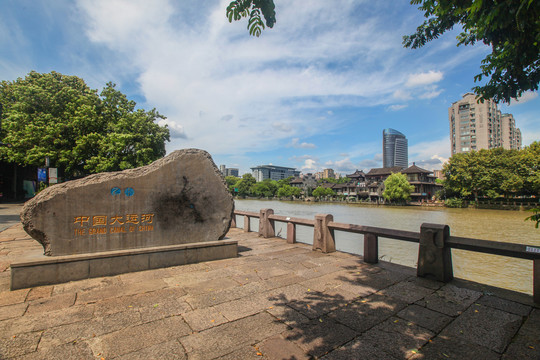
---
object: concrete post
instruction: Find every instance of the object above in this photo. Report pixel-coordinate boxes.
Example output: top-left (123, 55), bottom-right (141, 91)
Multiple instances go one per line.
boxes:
top-left (313, 214), bottom-right (335, 253)
top-left (364, 233), bottom-right (378, 264)
top-left (244, 215), bottom-right (250, 232)
top-left (287, 222), bottom-right (296, 244)
top-left (231, 214), bottom-right (236, 228)
top-left (259, 209), bottom-right (275, 238)
top-left (417, 223), bottom-right (453, 282)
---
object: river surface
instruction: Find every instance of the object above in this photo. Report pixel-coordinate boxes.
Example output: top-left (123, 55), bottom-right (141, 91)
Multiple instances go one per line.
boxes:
top-left (234, 199), bottom-right (539, 295)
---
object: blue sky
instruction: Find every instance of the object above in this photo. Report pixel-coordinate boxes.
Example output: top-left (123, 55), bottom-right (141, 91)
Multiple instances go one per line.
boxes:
top-left (1, 0), bottom-right (539, 175)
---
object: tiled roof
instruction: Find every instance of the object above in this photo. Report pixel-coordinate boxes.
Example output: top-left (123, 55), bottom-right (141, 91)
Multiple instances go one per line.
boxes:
top-left (366, 167), bottom-right (403, 176)
top-left (401, 164), bottom-right (432, 174)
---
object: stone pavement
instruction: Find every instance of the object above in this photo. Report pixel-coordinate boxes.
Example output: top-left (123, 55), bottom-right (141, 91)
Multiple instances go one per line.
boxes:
top-left (0, 224), bottom-right (539, 359)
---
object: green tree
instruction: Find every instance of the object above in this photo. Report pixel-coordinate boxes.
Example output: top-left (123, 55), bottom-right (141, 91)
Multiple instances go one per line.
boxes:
top-left (404, 0), bottom-right (540, 103)
top-left (383, 173), bottom-right (414, 204)
top-left (226, 0), bottom-right (276, 37)
top-left (234, 173), bottom-right (256, 197)
top-left (252, 178), bottom-right (278, 197)
top-left (277, 184), bottom-right (301, 198)
top-left (0, 71), bottom-right (169, 179)
top-left (312, 186), bottom-right (335, 199)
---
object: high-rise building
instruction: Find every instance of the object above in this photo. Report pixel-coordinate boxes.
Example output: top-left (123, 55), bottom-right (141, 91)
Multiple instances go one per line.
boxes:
top-left (219, 165), bottom-right (239, 177)
top-left (383, 128), bottom-right (408, 168)
top-left (323, 169), bottom-right (335, 179)
top-left (251, 165), bottom-right (300, 182)
top-left (448, 93), bottom-right (521, 155)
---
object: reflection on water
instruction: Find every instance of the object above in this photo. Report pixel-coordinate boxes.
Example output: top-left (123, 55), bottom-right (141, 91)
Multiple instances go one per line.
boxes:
top-left (235, 199), bottom-right (538, 295)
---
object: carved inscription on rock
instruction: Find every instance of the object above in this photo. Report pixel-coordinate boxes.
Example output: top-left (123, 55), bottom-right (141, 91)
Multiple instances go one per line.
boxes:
top-left (21, 149), bottom-right (234, 256)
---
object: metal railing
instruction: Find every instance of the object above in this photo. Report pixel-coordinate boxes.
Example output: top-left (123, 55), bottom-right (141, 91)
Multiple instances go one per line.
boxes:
top-left (232, 208), bottom-right (540, 303)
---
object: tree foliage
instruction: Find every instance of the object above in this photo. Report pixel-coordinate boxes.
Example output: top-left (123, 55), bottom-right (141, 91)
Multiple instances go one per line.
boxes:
top-left (404, 0), bottom-right (540, 103)
top-left (383, 173), bottom-right (415, 203)
top-left (226, 0), bottom-right (276, 37)
top-left (0, 71), bottom-right (170, 178)
top-left (442, 143), bottom-right (540, 201)
top-left (312, 186), bottom-right (335, 199)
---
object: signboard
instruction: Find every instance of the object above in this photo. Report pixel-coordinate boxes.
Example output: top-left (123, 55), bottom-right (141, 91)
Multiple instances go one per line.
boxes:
top-left (49, 168), bottom-right (58, 184)
top-left (37, 168), bottom-right (47, 182)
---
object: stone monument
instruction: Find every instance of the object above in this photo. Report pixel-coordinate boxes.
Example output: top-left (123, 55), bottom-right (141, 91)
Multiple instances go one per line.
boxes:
top-left (11, 149), bottom-right (237, 289)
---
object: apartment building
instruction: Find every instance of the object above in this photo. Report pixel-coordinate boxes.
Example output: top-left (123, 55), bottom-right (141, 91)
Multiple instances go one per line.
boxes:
top-left (449, 93), bottom-right (522, 154)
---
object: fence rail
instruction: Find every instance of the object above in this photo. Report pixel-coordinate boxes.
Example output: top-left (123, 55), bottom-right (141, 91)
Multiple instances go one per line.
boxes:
top-left (232, 208), bottom-right (540, 304)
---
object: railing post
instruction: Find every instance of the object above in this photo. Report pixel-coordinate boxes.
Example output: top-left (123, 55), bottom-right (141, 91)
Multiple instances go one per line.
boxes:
top-left (364, 233), bottom-right (378, 264)
top-left (287, 221), bottom-right (296, 244)
top-left (244, 215), bottom-right (250, 232)
top-left (534, 258), bottom-right (539, 304)
top-left (259, 209), bottom-right (275, 238)
top-left (313, 214), bottom-right (335, 253)
top-left (231, 214), bottom-right (236, 228)
top-left (417, 223), bottom-right (453, 282)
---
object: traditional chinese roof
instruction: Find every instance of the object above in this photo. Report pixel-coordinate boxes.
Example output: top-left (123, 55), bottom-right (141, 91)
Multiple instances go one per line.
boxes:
top-left (346, 170), bottom-right (366, 179)
top-left (366, 167), bottom-right (403, 176)
top-left (401, 163), bottom-right (432, 174)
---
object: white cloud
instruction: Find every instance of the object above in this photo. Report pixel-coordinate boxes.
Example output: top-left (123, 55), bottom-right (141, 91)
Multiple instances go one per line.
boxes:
top-left (409, 137), bottom-right (450, 171)
top-left (388, 104), bottom-right (408, 111)
top-left (288, 138), bottom-right (316, 149)
top-left (324, 158), bottom-right (357, 173)
top-left (405, 70), bottom-right (444, 87)
top-left (393, 89), bottom-right (412, 101)
top-left (419, 88), bottom-right (443, 99)
top-left (508, 91), bottom-right (539, 106)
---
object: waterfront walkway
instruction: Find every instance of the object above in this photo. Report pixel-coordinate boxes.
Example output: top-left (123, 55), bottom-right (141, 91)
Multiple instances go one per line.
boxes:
top-left (0, 224), bottom-right (539, 359)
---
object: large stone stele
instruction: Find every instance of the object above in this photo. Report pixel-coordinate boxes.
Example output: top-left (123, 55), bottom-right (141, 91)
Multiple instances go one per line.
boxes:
top-left (21, 149), bottom-right (234, 256)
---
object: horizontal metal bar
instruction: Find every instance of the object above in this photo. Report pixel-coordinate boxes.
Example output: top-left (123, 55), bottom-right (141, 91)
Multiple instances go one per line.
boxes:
top-left (447, 236), bottom-right (539, 260)
top-left (268, 214), bottom-right (316, 227)
top-left (233, 210), bottom-right (259, 218)
top-left (328, 222), bottom-right (420, 243)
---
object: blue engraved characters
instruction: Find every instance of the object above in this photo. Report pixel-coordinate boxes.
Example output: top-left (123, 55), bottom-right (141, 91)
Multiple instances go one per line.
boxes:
top-left (110, 187), bottom-right (134, 197)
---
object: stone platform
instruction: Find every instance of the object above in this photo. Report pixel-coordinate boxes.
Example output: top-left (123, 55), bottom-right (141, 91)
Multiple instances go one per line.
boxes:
top-left (0, 224), bottom-right (539, 359)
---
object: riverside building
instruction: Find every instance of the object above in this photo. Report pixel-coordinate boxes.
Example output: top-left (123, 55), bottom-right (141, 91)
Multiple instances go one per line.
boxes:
top-left (448, 93), bottom-right (522, 155)
top-left (251, 165), bottom-right (300, 182)
top-left (383, 128), bottom-right (408, 168)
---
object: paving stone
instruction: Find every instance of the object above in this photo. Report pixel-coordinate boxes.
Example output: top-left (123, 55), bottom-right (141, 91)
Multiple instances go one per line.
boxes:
top-left (114, 339), bottom-right (187, 360)
top-left (281, 316), bottom-right (357, 358)
top-left (183, 277), bottom-right (241, 295)
top-left (0, 302), bottom-right (27, 321)
top-left (477, 294), bottom-right (532, 316)
top-left (380, 278), bottom-right (436, 303)
top-left (13, 340), bottom-right (95, 360)
top-left (87, 315), bottom-right (191, 358)
top-left (0, 304), bottom-right (96, 335)
top-left (76, 279), bottom-right (168, 304)
top-left (439, 303), bottom-right (522, 353)
top-left (501, 308), bottom-right (540, 360)
top-left (397, 304), bottom-right (453, 333)
top-left (212, 292), bottom-right (274, 321)
top-left (321, 336), bottom-right (400, 360)
top-left (0, 288), bottom-right (29, 306)
top-left (25, 292), bottom-right (76, 315)
top-left (0, 331), bottom-right (41, 359)
top-left (288, 289), bottom-right (350, 319)
top-left (25, 286), bottom-right (53, 301)
top-left (182, 307), bottom-right (229, 331)
top-left (266, 304), bottom-right (311, 327)
top-left (185, 281), bottom-right (267, 309)
top-left (415, 283), bottom-right (482, 317)
top-left (38, 310), bottom-right (142, 350)
top-left (180, 312), bottom-right (287, 360)
top-left (51, 276), bottom-right (122, 295)
top-left (361, 316), bottom-right (434, 359)
top-left (215, 345), bottom-right (264, 360)
top-left (258, 334), bottom-right (310, 360)
top-left (410, 336), bottom-right (500, 360)
top-left (327, 293), bottom-right (407, 333)
top-left (352, 268), bottom-right (410, 290)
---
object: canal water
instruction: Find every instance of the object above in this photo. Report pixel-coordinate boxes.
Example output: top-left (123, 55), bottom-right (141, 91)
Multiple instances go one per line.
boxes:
top-left (234, 199), bottom-right (539, 295)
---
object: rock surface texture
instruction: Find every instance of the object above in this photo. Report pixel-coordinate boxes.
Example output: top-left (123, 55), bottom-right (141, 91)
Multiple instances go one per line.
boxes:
top-left (21, 149), bottom-right (234, 256)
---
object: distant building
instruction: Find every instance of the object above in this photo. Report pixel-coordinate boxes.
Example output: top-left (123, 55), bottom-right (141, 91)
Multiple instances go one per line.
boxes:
top-left (383, 128), bottom-right (408, 168)
top-left (433, 169), bottom-right (444, 180)
top-left (448, 93), bottom-right (522, 155)
top-left (323, 169), bottom-right (335, 179)
top-left (219, 165), bottom-right (239, 177)
top-left (251, 165), bottom-right (300, 182)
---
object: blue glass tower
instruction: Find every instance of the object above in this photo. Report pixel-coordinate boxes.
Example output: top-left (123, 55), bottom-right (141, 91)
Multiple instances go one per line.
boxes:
top-left (383, 128), bottom-right (408, 168)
